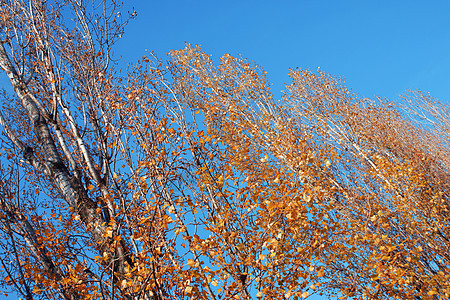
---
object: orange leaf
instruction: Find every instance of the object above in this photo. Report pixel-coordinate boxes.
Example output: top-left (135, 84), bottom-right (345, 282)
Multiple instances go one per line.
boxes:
top-left (318, 268), bottom-right (325, 277)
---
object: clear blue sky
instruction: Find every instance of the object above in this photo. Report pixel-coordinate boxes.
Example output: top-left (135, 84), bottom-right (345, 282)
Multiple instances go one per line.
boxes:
top-left (117, 0), bottom-right (450, 104)
top-left (1, 1), bottom-right (450, 299)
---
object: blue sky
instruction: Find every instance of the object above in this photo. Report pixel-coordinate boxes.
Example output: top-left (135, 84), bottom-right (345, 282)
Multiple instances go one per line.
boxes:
top-left (117, 0), bottom-right (450, 104)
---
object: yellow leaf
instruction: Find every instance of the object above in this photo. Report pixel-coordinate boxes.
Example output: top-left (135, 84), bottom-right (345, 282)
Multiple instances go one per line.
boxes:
top-left (304, 194), bottom-right (312, 203)
top-left (33, 287), bottom-right (42, 295)
top-left (184, 286), bottom-right (193, 295)
top-left (104, 228), bottom-right (113, 238)
top-left (87, 184), bottom-right (94, 190)
top-left (317, 268), bottom-right (325, 277)
top-left (187, 259), bottom-right (195, 268)
top-left (256, 291), bottom-right (263, 298)
top-left (236, 244), bottom-right (245, 251)
top-left (121, 279), bottom-right (128, 289)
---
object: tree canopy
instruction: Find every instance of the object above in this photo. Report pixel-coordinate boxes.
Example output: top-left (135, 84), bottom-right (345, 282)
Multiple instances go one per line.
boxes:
top-left (0, 1), bottom-right (449, 300)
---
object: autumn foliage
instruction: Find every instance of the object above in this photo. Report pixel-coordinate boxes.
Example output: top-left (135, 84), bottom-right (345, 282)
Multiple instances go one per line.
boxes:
top-left (0, 1), bottom-right (449, 300)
